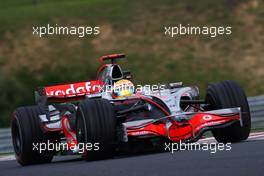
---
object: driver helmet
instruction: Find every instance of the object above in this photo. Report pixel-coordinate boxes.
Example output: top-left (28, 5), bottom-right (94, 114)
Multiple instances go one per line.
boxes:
top-left (112, 79), bottom-right (135, 98)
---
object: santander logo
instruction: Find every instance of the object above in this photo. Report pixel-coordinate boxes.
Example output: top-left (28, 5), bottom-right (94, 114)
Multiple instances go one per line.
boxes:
top-left (45, 80), bottom-right (102, 97)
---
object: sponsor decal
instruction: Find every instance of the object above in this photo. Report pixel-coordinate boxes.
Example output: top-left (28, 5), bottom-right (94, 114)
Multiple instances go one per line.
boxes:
top-left (195, 120), bottom-right (228, 131)
top-left (45, 80), bottom-right (102, 97)
top-left (129, 131), bottom-right (155, 136)
top-left (202, 115), bottom-right (213, 121)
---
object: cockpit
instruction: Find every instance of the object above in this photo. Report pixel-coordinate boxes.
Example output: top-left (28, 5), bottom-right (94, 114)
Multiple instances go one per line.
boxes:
top-left (97, 63), bottom-right (132, 85)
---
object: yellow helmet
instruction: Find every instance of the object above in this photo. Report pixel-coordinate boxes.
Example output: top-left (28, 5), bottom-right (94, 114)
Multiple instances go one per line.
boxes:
top-left (113, 79), bottom-right (134, 98)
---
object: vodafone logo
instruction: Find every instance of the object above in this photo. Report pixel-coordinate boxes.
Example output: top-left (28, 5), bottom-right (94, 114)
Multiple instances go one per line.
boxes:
top-left (202, 115), bottom-right (212, 121)
top-left (45, 81), bottom-right (102, 97)
top-left (49, 82), bottom-right (91, 96)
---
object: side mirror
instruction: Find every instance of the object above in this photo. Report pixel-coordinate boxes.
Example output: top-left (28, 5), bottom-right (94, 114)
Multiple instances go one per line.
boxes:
top-left (123, 70), bottom-right (132, 80)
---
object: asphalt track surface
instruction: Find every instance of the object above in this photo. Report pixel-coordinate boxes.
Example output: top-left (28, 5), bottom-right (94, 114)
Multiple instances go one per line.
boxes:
top-left (0, 133), bottom-right (264, 176)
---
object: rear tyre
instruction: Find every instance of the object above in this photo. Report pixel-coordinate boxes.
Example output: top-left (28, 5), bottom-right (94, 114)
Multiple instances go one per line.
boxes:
top-left (76, 99), bottom-right (116, 160)
top-left (11, 106), bottom-right (56, 166)
top-left (205, 80), bottom-right (251, 143)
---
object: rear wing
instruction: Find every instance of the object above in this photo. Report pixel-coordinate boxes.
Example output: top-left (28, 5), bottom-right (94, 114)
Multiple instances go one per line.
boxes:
top-left (99, 54), bottom-right (126, 64)
top-left (35, 80), bottom-right (103, 104)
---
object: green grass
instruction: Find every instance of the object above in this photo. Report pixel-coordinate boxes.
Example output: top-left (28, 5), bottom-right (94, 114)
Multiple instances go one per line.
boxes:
top-left (0, 0), bottom-right (263, 127)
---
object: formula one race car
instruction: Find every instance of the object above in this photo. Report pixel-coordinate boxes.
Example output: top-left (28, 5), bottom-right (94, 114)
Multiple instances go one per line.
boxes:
top-left (11, 54), bottom-right (251, 166)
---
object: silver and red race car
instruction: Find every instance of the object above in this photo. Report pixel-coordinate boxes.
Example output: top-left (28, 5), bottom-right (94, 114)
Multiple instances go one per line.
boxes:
top-left (11, 54), bottom-right (251, 166)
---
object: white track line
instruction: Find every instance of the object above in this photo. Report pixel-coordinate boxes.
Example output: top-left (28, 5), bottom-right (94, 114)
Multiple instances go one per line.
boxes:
top-left (249, 134), bottom-right (264, 138)
top-left (0, 155), bottom-right (15, 161)
top-left (248, 132), bottom-right (264, 136)
top-left (247, 134), bottom-right (264, 141)
top-left (199, 132), bottom-right (264, 143)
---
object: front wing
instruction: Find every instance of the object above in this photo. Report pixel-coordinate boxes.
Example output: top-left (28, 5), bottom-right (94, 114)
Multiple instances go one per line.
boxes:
top-left (125, 108), bottom-right (241, 142)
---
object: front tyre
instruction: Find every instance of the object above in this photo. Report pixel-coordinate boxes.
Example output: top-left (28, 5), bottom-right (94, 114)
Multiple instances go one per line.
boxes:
top-left (205, 80), bottom-right (251, 143)
top-left (11, 106), bottom-right (56, 166)
top-left (76, 99), bottom-right (116, 160)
